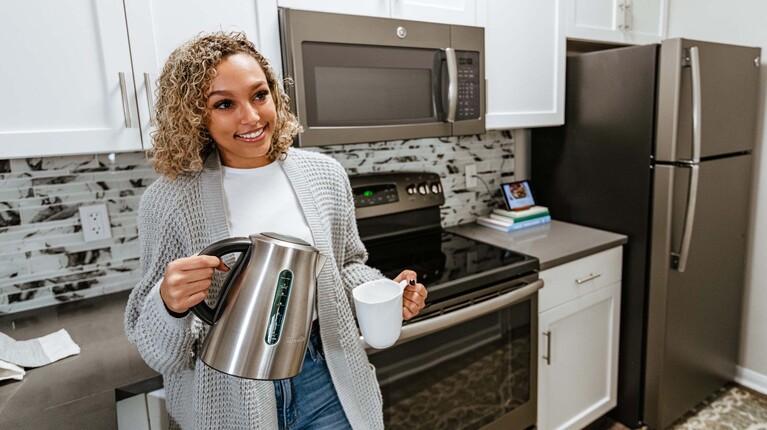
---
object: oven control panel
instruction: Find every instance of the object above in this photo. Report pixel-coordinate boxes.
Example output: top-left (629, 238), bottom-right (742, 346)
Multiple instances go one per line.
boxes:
top-left (350, 172), bottom-right (445, 220)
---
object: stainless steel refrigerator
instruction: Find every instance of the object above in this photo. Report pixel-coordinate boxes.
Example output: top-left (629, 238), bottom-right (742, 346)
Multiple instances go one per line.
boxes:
top-left (531, 38), bottom-right (761, 429)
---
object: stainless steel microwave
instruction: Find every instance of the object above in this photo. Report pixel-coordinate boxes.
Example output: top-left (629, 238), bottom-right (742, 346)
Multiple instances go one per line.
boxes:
top-left (278, 8), bottom-right (485, 147)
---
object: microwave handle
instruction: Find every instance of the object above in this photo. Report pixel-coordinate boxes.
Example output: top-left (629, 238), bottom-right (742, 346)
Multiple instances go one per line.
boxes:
top-left (444, 47), bottom-right (458, 123)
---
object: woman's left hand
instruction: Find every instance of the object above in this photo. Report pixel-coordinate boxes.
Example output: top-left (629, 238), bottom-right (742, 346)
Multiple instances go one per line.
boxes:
top-left (394, 270), bottom-right (427, 320)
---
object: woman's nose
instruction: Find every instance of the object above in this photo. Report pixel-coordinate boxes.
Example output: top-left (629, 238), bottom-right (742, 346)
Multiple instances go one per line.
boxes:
top-left (240, 103), bottom-right (260, 124)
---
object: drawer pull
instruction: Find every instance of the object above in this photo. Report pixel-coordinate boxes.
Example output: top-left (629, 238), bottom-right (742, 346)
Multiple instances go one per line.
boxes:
top-left (542, 330), bottom-right (552, 365)
top-left (575, 273), bottom-right (601, 284)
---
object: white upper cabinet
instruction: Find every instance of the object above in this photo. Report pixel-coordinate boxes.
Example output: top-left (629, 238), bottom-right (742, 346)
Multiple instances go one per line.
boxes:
top-left (277, 0), bottom-right (477, 25)
top-left (391, 0), bottom-right (476, 26)
top-left (0, 0), bottom-right (268, 159)
top-left (480, 0), bottom-right (565, 129)
top-left (276, 0), bottom-right (390, 19)
top-left (124, 0), bottom-right (268, 150)
top-left (0, 1), bottom-right (141, 158)
top-left (566, 0), bottom-right (668, 45)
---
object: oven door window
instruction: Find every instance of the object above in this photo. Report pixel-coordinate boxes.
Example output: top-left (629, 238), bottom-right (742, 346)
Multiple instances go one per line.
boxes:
top-left (301, 42), bottom-right (444, 126)
top-left (368, 299), bottom-right (532, 430)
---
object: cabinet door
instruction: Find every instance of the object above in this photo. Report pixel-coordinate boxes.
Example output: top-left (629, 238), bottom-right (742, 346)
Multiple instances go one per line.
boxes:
top-left (125, 0), bottom-right (266, 149)
top-left (0, 0), bottom-right (142, 158)
top-left (567, 0), bottom-right (624, 44)
top-left (622, 0), bottom-right (667, 45)
top-left (391, 0), bottom-right (476, 26)
top-left (276, 0), bottom-right (390, 18)
top-left (480, 0), bottom-right (565, 129)
top-left (567, 0), bottom-right (667, 45)
top-left (538, 282), bottom-right (621, 430)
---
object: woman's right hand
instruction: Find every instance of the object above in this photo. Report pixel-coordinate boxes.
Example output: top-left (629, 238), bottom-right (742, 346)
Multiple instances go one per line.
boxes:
top-left (160, 255), bottom-right (229, 313)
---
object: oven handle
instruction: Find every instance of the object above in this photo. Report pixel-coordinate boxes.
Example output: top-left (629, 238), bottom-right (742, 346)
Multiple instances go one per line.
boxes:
top-left (395, 279), bottom-right (543, 345)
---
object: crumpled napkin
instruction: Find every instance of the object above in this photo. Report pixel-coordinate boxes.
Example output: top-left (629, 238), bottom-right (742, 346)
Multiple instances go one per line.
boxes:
top-left (0, 329), bottom-right (80, 381)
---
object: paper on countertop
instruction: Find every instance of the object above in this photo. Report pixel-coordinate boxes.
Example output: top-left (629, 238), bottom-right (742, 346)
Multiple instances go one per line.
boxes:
top-left (0, 328), bottom-right (80, 369)
top-left (0, 359), bottom-right (25, 382)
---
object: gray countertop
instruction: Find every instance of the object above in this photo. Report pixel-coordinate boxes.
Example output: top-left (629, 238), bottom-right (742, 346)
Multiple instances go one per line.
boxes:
top-left (0, 291), bottom-right (157, 430)
top-left (0, 220), bottom-right (626, 429)
top-left (446, 220), bottom-right (628, 271)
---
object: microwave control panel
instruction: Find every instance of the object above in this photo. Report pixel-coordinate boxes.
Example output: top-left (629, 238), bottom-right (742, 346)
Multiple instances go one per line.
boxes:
top-left (456, 51), bottom-right (481, 121)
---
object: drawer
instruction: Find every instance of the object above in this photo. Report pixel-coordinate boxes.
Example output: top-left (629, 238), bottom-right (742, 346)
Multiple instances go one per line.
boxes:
top-left (539, 246), bottom-right (623, 313)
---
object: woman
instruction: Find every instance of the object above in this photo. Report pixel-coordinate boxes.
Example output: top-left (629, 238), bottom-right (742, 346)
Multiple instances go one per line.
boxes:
top-left (124, 31), bottom-right (427, 429)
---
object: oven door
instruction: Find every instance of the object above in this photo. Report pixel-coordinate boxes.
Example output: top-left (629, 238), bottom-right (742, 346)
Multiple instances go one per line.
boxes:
top-left (367, 278), bottom-right (542, 430)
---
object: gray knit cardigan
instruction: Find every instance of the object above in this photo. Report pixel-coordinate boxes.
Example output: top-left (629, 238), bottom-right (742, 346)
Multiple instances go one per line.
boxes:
top-left (125, 148), bottom-right (385, 429)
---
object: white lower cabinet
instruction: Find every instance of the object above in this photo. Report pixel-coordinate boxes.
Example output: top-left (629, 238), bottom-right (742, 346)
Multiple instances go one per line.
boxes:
top-left (537, 247), bottom-right (622, 430)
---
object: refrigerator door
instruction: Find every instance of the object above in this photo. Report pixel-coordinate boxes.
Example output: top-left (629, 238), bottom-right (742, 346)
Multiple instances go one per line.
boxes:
top-left (656, 38), bottom-right (761, 162)
top-left (645, 154), bottom-right (752, 429)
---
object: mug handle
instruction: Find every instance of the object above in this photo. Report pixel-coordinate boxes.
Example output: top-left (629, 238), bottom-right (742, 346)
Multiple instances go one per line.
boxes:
top-left (191, 237), bottom-right (251, 325)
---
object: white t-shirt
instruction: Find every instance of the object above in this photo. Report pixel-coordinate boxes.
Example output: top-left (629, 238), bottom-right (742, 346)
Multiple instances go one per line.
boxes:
top-left (222, 161), bottom-right (317, 321)
top-left (222, 162), bottom-right (313, 245)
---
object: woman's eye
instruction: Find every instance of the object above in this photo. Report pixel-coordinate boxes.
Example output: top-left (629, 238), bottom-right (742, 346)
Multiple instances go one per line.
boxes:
top-left (254, 90), bottom-right (269, 101)
top-left (213, 100), bottom-right (233, 110)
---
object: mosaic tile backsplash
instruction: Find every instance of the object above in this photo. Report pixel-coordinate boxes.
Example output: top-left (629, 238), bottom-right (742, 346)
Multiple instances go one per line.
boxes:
top-left (0, 131), bottom-right (515, 314)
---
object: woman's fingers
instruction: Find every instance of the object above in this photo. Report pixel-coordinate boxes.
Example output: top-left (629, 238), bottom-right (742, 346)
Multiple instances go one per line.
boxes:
top-left (402, 282), bottom-right (427, 320)
top-left (161, 255), bottom-right (226, 313)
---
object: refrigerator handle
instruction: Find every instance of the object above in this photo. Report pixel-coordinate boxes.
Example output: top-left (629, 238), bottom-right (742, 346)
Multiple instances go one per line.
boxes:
top-left (671, 164), bottom-right (699, 272)
top-left (689, 46), bottom-right (702, 163)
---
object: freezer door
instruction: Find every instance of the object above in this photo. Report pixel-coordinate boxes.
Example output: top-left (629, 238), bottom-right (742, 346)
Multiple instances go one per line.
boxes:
top-left (656, 38), bottom-right (761, 161)
top-left (645, 155), bottom-right (752, 429)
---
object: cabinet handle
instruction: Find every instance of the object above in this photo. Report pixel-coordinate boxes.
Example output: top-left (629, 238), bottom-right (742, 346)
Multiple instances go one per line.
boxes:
top-left (618, 0), bottom-right (632, 30)
top-left (118, 72), bottom-right (132, 128)
top-left (542, 330), bottom-right (552, 365)
top-left (143, 73), bottom-right (157, 127)
top-left (575, 273), bottom-right (602, 284)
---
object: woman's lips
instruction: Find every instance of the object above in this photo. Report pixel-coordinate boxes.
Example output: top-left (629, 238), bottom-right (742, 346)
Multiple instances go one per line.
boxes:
top-left (235, 127), bottom-right (265, 141)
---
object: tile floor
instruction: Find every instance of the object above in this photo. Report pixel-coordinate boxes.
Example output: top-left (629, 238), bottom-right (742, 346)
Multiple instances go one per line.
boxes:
top-left (584, 384), bottom-right (767, 430)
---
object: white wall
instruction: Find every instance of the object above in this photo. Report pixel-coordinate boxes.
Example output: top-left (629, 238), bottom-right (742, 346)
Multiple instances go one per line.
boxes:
top-left (667, 0), bottom-right (767, 393)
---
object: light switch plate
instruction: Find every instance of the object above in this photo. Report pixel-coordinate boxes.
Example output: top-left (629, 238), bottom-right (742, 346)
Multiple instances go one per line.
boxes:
top-left (79, 203), bottom-right (112, 242)
top-left (465, 164), bottom-right (477, 189)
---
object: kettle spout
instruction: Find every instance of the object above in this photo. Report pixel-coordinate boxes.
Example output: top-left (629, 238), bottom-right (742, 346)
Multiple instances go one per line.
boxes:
top-left (316, 254), bottom-right (328, 278)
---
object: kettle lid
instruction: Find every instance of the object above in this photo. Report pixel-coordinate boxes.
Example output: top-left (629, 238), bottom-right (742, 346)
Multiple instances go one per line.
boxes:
top-left (260, 232), bottom-right (312, 247)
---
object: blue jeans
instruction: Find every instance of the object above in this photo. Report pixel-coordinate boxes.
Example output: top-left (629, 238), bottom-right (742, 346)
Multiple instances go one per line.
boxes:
top-left (273, 330), bottom-right (352, 430)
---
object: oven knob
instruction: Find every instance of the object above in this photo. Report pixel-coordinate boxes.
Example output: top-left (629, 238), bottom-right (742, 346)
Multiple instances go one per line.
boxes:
top-left (418, 183), bottom-right (428, 195)
top-left (406, 185), bottom-right (416, 195)
top-left (430, 183), bottom-right (441, 194)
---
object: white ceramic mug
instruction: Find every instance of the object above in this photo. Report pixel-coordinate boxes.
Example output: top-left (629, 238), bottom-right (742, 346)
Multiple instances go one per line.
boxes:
top-left (353, 279), bottom-right (408, 349)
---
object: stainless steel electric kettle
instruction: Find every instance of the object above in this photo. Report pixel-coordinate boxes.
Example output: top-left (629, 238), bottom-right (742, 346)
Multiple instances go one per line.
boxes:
top-left (191, 232), bottom-right (327, 380)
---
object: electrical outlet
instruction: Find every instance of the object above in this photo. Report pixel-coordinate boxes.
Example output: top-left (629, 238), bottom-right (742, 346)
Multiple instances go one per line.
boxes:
top-left (465, 164), bottom-right (477, 189)
top-left (79, 203), bottom-right (112, 242)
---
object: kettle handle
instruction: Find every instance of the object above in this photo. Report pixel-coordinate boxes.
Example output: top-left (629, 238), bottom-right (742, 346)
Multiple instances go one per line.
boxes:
top-left (191, 237), bottom-right (251, 325)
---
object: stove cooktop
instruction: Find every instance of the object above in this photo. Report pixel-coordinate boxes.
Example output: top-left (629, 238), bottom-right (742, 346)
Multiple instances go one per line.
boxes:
top-left (362, 229), bottom-right (539, 304)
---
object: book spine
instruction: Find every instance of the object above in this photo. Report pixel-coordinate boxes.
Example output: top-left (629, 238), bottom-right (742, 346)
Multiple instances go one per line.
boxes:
top-left (491, 211), bottom-right (549, 223)
top-left (508, 215), bottom-right (551, 231)
top-left (476, 218), bottom-right (511, 232)
top-left (493, 206), bottom-right (549, 219)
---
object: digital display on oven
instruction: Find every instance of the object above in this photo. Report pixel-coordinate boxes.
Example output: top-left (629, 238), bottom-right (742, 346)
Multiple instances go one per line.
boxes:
top-left (353, 183), bottom-right (399, 208)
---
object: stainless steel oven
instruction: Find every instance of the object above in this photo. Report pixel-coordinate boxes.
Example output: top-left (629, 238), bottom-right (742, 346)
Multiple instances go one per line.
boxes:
top-left (351, 172), bottom-right (541, 430)
top-left (278, 8), bottom-right (485, 147)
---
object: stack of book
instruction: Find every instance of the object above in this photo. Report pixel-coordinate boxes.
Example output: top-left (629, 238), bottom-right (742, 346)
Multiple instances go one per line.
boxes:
top-left (476, 206), bottom-right (551, 232)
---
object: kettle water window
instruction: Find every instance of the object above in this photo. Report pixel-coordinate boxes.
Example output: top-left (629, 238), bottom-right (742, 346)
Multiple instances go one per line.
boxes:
top-left (265, 270), bottom-right (294, 345)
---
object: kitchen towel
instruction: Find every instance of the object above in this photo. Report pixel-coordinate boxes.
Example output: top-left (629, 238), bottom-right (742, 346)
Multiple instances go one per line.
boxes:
top-left (0, 328), bottom-right (80, 368)
top-left (0, 359), bottom-right (25, 382)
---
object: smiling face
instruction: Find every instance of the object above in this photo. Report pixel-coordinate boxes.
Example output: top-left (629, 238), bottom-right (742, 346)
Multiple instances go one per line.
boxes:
top-left (206, 53), bottom-right (277, 168)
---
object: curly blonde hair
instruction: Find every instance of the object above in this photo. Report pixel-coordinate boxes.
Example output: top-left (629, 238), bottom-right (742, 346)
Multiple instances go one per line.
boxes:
top-left (149, 31), bottom-right (301, 179)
